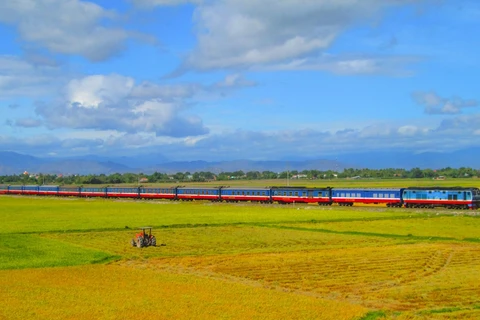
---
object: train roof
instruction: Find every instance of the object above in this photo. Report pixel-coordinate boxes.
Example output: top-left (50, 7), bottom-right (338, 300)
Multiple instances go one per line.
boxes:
top-left (177, 186), bottom-right (219, 189)
top-left (269, 186), bottom-right (331, 190)
top-left (404, 187), bottom-right (479, 191)
top-left (331, 187), bottom-right (401, 190)
top-left (221, 187), bottom-right (271, 190)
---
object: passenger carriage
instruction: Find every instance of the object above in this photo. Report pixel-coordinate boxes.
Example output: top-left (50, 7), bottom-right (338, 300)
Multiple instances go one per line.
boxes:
top-left (21, 185), bottom-right (40, 196)
top-left (220, 187), bottom-right (271, 203)
top-left (331, 188), bottom-right (403, 207)
top-left (271, 187), bottom-right (332, 205)
top-left (38, 185), bottom-right (59, 196)
top-left (176, 187), bottom-right (220, 201)
top-left (106, 187), bottom-right (139, 198)
top-left (80, 187), bottom-right (107, 197)
top-left (139, 187), bottom-right (176, 200)
top-left (4, 185), bottom-right (24, 195)
top-left (0, 185), bottom-right (8, 195)
top-left (58, 186), bottom-right (81, 197)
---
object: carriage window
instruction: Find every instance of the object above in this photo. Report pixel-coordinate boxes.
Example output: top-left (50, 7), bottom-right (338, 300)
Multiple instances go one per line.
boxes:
top-left (373, 194), bottom-right (377, 198)
top-left (341, 193), bottom-right (345, 197)
top-left (448, 194), bottom-right (458, 200)
top-left (294, 192), bottom-right (298, 196)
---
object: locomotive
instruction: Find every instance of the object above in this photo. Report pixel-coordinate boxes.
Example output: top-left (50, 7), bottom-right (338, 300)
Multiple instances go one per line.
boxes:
top-left (1, 184), bottom-right (479, 209)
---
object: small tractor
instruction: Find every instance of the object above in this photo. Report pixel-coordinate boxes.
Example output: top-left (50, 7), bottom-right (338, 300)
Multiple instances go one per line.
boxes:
top-left (131, 227), bottom-right (156, 248)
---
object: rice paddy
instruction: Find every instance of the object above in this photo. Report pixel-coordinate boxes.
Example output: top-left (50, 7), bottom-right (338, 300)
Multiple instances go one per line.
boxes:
top-left (1, 193), bottom-right (480, 319)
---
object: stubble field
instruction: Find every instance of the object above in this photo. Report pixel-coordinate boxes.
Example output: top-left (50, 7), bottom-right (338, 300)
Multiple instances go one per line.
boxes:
top-left (1, 191), bottom-right (480, 319)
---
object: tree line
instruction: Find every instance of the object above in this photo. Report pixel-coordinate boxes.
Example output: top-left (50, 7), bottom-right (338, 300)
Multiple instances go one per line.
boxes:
top-left (0, 167), bottom-right (478, 185)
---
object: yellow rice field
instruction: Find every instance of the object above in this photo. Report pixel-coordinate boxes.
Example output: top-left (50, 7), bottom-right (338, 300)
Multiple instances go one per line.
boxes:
top-left (0, 264), bottom-right (366, 320)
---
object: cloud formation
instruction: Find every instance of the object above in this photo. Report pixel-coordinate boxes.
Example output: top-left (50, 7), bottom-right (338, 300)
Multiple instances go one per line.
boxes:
top-left (0, 55), bottom-right (64, 99)
top-left (413, 91), bottom-right (478, 114)
top-left (0, 0), bottom-right (129, 61)
top-left (262, 54), bottom-right (420, 75)
top-left (31, 74), bottom-right (209, 138)
top-left (3, 113), bottom-right (480, 159)
top-left (132, 0), bottom-right (200, 7)
top-left (176, 0), bottom-right (424, 72)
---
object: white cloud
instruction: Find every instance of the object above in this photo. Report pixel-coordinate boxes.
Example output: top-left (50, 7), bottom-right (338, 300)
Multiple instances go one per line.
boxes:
top-left (3, 114), bottom-right (480, 160)
top-left (260, 54), bottom-right (420, 75)
top-left (413, 91), bottom-right (478, 114)
top-left (66, 74), bottom-right (135, 108)
top-left (0, 55), bottom-right (64, 99)
top-left (398, 125), bottom-right (419, 136)
top-left (130, 82), bottom-right (201, 100)
top-left (33, 74), bottom-right (209, 138)
top-left (178, 0), bottom-right (424, 72)
top-left (132, 0), bottom-right (200, 7)
top-left (14, 118), bottom-right (43, 128)
top-left (0, 0), bottom-right (129, 61)
top-left (213, 74), bottom-right (256, 88)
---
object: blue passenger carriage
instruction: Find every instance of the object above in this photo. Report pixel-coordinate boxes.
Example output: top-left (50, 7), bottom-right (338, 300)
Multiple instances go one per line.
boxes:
top-left (0, 185), bottom-right (8, 195)
top-left (271, 187), bottom-right (331, 205)
top-left (38, 185), bottom-right (59, 195)
top-left (177, 187), bottom-right (220, 201)
top-left (220, 187), bottom-right (271, 203)
top-left (58, 186), bottom-right (81, 197)
top-left (6, 185), bottom-right (24, 195)
top-left (106, 187), bottom-right (140, 198)
top-left (80, 187), bottom-right (107, 197)
top-left (331, 188), bottom-right (403, 207)
top-left (22, 185), bottom-right (40, 195)
top-left (402, 187), bottom-right (480, 209)
top-left (140, 187), bottom-right (177, 200)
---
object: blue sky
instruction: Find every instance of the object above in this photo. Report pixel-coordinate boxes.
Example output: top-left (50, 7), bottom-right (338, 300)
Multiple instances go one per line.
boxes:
top-left (0, 0), bottom-right (479, 161)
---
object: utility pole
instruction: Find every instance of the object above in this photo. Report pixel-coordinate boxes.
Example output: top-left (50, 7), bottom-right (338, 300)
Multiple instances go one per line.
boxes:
top-left (286, 162), bottom-right (290, 186)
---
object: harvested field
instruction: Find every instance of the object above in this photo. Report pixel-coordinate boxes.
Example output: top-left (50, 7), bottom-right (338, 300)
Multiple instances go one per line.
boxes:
top-left (126, 243), bottom-right (480, 312)
top-left (0, 265), bottom-right (366, 320)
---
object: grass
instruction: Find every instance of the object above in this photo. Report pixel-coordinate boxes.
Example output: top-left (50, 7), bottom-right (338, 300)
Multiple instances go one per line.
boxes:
top-left (1, 192), bottom-right (480, 319)
top-left (0, 196), bottom-right (414, 234)
top-left (42, 225), bottom-right (413, 258)
top-left (282, 215), bottom-right (480, 241)
top-left (0, 234), bottom-right (116, 270)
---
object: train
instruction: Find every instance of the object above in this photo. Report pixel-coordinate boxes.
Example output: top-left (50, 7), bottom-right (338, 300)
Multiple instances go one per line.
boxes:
top-left (1, 184), bottom-right (479, 210)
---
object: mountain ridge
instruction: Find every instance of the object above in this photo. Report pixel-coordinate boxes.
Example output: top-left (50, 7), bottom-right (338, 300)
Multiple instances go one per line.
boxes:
top-left (0, 149), bottom-right (478, 175)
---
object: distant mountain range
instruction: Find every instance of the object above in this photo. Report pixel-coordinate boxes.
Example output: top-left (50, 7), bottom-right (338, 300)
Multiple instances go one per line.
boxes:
top-left (0, 148), bottom-right (479, 175)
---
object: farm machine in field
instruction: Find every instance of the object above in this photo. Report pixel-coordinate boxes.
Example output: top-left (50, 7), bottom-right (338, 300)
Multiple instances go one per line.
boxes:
top-left (131, 227), bottom-right (156, 248)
